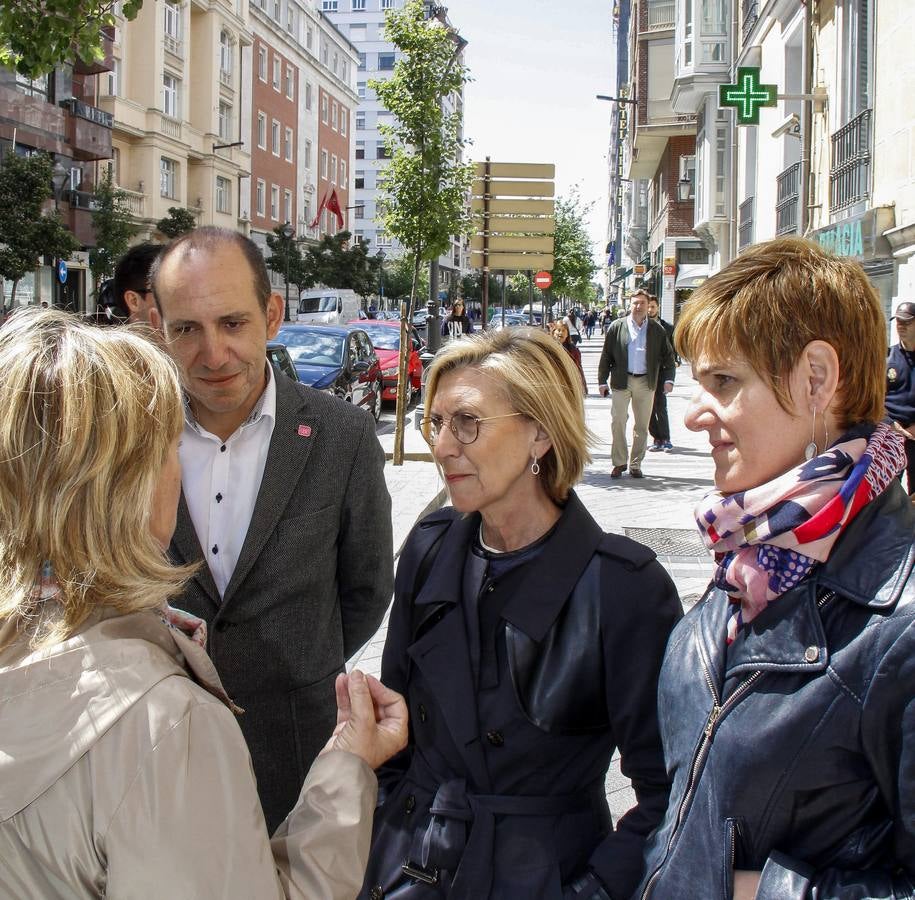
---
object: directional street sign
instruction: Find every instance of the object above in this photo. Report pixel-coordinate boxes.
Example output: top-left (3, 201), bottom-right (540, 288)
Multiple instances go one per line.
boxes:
top-left (719, 67), bottom-right (777, 125)
top-left (57, 260), bottom-right (68, 284)
top-left (469, 252), bottom-right (555, 270)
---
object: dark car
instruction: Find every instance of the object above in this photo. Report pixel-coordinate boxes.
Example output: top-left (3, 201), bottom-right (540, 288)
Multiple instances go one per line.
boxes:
top-left (275, 324), bottom-right (383, 421)
top-left (347, 320), bottom-right (424, 403)
top-left (266, 341), bottom-right (299, 382)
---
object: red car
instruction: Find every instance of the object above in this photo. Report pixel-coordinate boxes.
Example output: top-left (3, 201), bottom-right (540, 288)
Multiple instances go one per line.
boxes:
top-left (347, 320), bottom-right (425, 402)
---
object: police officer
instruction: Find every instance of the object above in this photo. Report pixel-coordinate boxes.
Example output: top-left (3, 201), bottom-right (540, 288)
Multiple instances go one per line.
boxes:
top-left (886, 300), bottom-right (915, 493)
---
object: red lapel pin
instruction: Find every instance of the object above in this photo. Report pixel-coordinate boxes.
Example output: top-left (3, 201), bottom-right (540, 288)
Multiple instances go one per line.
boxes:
top-left (297, 424), bottom-right (312, 438)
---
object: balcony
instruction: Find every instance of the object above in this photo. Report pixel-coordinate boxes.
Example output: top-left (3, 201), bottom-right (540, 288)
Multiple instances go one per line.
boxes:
top-left (738, 197), bottom-right (754, 251)
top-left (647, 0), bottom-right (674, 30)
top-left (830, 109), bottom-right (871, 214)
top-left (219, 69), bottom-right (233, 89)
top-left (118, 188), bottom-right (146, 219)
top-left (742, 0), bottom-right (759, 44)
top-left (775, 162), bottom-right (802, 235)
top-left (63, 98), bottom-right (113, 161)
top-left (161, 115), bottom-right (182, 139)
top-left (164, 35), bottom-right (184, 58)
top-left (69, 189), bottom-right (100, 211)
top-left (73, 26), bottom-right (115, 75)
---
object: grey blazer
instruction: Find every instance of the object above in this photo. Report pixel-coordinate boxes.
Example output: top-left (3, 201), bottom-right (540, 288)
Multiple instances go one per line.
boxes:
top-left (169, 372), bottom-right (394, 832)
top-left (597, 316), bottom-right (676, 392)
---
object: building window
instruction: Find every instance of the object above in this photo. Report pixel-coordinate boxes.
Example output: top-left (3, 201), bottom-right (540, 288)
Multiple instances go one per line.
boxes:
top-left (357, 81), bottom-right (366, 99)
top-left (381, 0), bottom-right (395, 8)
top-left (286, 6), bottom-right (296, 33)
top-left (284, 188), bottom-right (292, 223)
top-left (322, 0), bottom-right (338, 9)
top-left (305, 82), bottom-right (312, 110)
top-left (331, 100), bottom-right (338, 130)
top-left (376, 140), bottom-right (390, 159)
top-left (358, 51), bottom-right (366, 70)
top-left (354, 203), bottom-right (364, 219)
top-left (107, 58), bottom-right (120, 96)
top-left (354, 230), bottom-right (364, 242)
top-left (285, 65), bottom-right (295, 99)
top-left (258, 46), bottom-right (267, 81)
top-left (273, 56), bottom-right (281, 90)
top-left (163, 1), bottom-right (180, 40)
top-left (340, 160), bottom-right (347, 189)
top-left (219, 30), bottom-right (233, 77)
top-left (321, 94), bottom-right (328, 124)
top-left (270, 184), bottom-right (279, 220)
top-left (340, 108), bottom-right (347, 137)
top-left (342, 60), bottom-right (348, 82)
top-left (218, 101), bottom-right (232, 139)
top-left (304, 139), bottom-right (312, 169)
top-left (256, 179), bottom-right (266, 216)
top-left (354, 171), bottom-right (365, 189)
top-left (331, 154), bottom-right (337, 184)
top-left (377, 231), bottom-right (392, 246)
top-left (160, 157), bottom-right (177, 198)
top-left (257, 112), bottom-right (267, 149)
top-left (273, 0), bottom-right (280, 19)
top-left (284, 126), bottom-right (293, 161)
top-left (162, 72), bottom-right (179, 117)
top-left (378, 52), bottom-right (395, 70)
top-left (306, 26), bottom-right (313, 51)
top-left (322, 41), bottom-right (329, 66)
top-left (216, 176), bottom-right (231, 214)
top-left (107, 147), bottom-right (121, 184)
top-left (356, 110), bottom-right (365, 129)
top-left (272, 119), bottom-right (281, 155)
top-left (355, 140), bottom-right (365, 159)
top-left (352, 0), bottom-right (365, 8)
top-left (321, 149), bottom-right (328, 179)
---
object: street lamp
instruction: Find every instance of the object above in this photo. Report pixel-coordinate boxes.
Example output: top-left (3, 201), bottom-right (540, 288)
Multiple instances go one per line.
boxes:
top-left (677, 176), bottom-right (693, 202)
top-left (377, 249), bottom-right (386, 312)
top-left (281, 222), bottom-right (295, 322)
top-left (50, 161), bottom-right (70, 309)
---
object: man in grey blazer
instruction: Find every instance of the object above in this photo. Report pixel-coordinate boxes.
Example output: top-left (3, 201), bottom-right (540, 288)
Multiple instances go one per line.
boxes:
top-left (597, 290), bottom-right (676, 479)
top-left (151, 227), bottom-right (393, 832)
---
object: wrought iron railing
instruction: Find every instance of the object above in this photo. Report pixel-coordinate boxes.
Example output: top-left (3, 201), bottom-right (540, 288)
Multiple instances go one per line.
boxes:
top-left (741, 0), bottom-right (759, 43)
top-left (830, 109), bottom-right (871, 212)
top-left (738, 197), bottom-right (754, 251)
top-left (647, 0), bottom-right (675, 29)
top-left (775, 162), bottom-right (801, 235)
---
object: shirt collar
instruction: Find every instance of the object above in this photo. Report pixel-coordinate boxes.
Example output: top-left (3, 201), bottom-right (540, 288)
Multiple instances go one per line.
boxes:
top-left (627, 314), bottom-right (647, 338)
top-left (183, 362), bottom-right (276, 437)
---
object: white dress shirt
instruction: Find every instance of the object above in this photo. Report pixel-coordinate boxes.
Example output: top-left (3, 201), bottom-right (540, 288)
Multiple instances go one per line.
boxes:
top-left (626, 315), bottom-right (648, 374)
top-left (179, 365), bottom-right (277, 598)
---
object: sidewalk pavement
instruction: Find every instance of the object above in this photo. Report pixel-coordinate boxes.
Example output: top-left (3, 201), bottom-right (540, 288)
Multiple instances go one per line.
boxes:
top-left (352, 331), bottom-right (716, 820)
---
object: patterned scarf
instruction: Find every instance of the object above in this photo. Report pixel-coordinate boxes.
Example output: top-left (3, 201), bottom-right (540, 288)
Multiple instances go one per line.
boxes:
top-left (695, 423), bottom-right (906, 644)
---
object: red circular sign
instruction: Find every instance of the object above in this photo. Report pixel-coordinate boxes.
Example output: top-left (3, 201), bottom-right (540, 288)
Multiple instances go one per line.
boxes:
top-left (534, 271), bottom-right (552, 289)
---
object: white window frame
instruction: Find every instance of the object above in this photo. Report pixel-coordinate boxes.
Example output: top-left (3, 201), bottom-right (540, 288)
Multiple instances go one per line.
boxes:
top-left (219, 30), bottom-right (232, 76)
top-left (304, 139), bottom-right (312, 169)
top-left (331, 153), bottom-right (337, 184)
top-left (357, 81), bottom-right (366, 99)
top-left (218, 101), bottom-right (232, 139)
top-left (256, 178), bottom-right (266, 217)
top-left (284, 126), bottom-right (293, 162)
top-left (160, 157), bottom-right (177, 198)
top-left (340, 108), bottom-right (347, 137)
top-left (331, 100), bottom-right (338, 130)
top-left (381, 0), bottom-right (395, 8)
top-left (257, 111), bottom-right (267, 149)
top-left (162, 72), bottom-right (179, 118)
top-left (106, 58), bottom-right (120, 96)
top-left (339, 159), bottom-right (347, 189)
top-left (351, 0), bottom-right (364, 8)
top-left (320, 149), bottom-right (328, 180)
top-left (322, 0), bottom-right (338, 9)
top-left (355, 110), bottom-right (366, 130)
top-left (272, 56), bottom-right (281, 91)
top-left (258, 46), bottom-right (267, 81)
top-left (163, 1), bottom-right (180, 39)
top-left (285, 64), bottom-right (294, 99)
top-left (270, 184), bottom-right (280, 220)
top-left (283, 188), bottom-right (292, 223)
top-left (216, 176), bottom-right (231, 214)
top-left (321, 93), bottom-right (328, 124)
top-left (272, 119), bottom-right (281, 156)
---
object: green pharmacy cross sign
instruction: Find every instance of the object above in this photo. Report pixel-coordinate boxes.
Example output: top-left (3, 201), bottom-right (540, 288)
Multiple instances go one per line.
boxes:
top-left (719, 67), bottom-right (777, 125)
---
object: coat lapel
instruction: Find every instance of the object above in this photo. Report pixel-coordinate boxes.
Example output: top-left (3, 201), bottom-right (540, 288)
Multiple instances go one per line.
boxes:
top-left (171, 493), bottom-right (220, 611)
top-left (221, 377), bottom-right (317, 607)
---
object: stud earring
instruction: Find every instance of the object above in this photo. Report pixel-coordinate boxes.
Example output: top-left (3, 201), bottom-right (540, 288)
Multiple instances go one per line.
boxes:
top-left (804, 408), bottom-right (819, 461)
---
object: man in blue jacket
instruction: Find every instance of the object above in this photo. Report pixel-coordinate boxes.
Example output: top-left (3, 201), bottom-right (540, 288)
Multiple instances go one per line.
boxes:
top-left (886, 300), bottom-right (915, 493)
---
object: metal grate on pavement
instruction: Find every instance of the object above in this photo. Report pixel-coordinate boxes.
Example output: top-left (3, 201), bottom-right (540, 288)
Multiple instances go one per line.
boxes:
top-left (623, 527), bottom-right (710, 558)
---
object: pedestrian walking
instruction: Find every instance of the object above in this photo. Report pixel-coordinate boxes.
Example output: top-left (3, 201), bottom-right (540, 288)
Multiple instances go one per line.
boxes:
top-left (584, 309), bottom-right (596, 340)
top-left (597, 290), bottom-right (675, 478)
top-left (638, 237), bottom-right (915, 899)
top-left (150, 227), bottom-right (394, 832)
top-left (360, 328), bottom-right (682, 900)
top-left (0, 309), bottom-right (408, 899)
top-left (549, 319), bottom-right (588, 394)
top-left (885, 300), bottom-right (915, 493)
top-left (647, 295), bottom-right (676, 453)
top-left (563, 308), bottom-right (583, 345)
top-left (441, 300), bottom-right (473, 341)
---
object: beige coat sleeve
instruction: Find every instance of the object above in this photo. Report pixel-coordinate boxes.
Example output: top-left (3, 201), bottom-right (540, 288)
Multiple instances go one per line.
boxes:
top-left (104, 698), bottom-right (377, 900)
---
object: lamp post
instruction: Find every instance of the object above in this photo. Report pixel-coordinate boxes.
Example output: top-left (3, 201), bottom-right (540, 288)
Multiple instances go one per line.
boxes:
top-left (50, 161), bottom-right (69, 309)
top-left (281, 222), bottom-right (295, 322)
top-left (377, 249), bottom-right (386, 312)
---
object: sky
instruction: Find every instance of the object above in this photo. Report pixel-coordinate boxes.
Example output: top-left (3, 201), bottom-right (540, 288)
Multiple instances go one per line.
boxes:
top-left (444, 0), bottom-right (614, 269)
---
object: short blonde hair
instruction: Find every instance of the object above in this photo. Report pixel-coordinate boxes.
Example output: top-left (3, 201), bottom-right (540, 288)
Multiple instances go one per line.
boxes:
top-left (675, 237), bottom-right (886, 428)
top-left (423, 327), bottom-right (593, 503)
top-left (0, 310), bottom-right (192, 649)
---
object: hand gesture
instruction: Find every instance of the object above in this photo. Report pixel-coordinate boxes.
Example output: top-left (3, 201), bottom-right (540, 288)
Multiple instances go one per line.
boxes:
top-left (322, 670), bottom-right (408, 769)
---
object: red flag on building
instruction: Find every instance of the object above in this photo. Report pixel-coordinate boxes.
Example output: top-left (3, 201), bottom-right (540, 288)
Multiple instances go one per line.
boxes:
top-left (308, 191), bottom-right (327, 229)
top-left (325, 188), bottom-right (345, 230)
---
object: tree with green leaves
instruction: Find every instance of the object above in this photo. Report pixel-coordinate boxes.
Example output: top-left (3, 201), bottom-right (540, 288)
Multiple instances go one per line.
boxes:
top-left (0, 152), bottom-right (79, 306)
top-left (89, 168), bottom-right (136, 296)
top-left (0, 0), bottom-right (142, 79)
top-left (370, 0), bottom-right (474, 463)
top-left (298, 230), bottom-right (383, 305)
top-left (156, 207), bottom-right (197, 239)
top-left (552, 190), bottom-right (598, 304)
top-left (265, 226), bottom-right (305, 322)
top-left (384, 253), bottom-right (428, 304)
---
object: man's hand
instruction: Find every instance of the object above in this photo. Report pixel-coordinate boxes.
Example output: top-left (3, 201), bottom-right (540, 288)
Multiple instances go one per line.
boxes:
top-left (663, 381), bottom-right (674, 395)
top-left (599, 384), bottom-right (609, 398)
top-left (321, 670), bottom-right (408, 769)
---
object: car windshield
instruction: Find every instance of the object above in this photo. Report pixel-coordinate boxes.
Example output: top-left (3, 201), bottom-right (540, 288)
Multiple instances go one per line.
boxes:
top-left (276, 329), bottom-right (344, 366)
top-left (358, 326), bottom-right (400, 350)
top-left (299, 295), bottom-right (338, 314)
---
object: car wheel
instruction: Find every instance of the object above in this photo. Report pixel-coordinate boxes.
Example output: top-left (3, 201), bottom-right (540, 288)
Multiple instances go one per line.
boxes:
top-left (371, 380), bottom-right (383, 421)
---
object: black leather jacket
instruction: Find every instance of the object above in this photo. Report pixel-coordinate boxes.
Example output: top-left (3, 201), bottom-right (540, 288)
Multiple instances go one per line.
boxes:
top-left (637, 483), bottom-right (915, 899)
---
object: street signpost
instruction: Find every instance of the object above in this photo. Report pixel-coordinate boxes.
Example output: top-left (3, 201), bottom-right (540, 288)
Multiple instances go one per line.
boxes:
top-left (471, 159), bottom-right (556, 326)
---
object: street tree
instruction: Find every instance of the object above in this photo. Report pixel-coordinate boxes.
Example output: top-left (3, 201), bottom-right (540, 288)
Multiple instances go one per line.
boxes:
top-left (552, 190), bottom-right (598, 305)
top-left (384, 253), bottom-right (428, 303)
top-left (297, 231), bottom-right (384, 306)
top-left (0, 152), bottom-right (78, 306)
top-left (89, 168), bottom-right (136, 295)
top-left (370, 0), bottom-right (475, 463)
top-left (0, 0), bottom-right (142, 79)
top-left (156, 207), bottom-right (197, 239)
top-left (265, 225), bottom-right (305, 321)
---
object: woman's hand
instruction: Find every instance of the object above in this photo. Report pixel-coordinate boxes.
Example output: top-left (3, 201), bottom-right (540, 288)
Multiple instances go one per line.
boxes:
top-left (321, 670), bottom-right (408, 769)
top-left (733, 870), bottom-right (760, 900)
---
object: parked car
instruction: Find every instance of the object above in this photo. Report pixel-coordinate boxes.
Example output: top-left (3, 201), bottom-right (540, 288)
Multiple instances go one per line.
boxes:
top-left (347, 320), bottom-right (424, 402)
top-left (275, 324), bottom-right (383, 421)
top-left (489, 313), bottom-right (529, 331)
top-left (266, 341), bottom-right (299, 382)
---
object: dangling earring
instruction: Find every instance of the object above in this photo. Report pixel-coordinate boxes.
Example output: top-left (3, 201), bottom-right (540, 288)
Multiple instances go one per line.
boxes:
top-left (804, 408), bottom-right (819, 461)
top-left (530, 455), bottom-right (541, 476)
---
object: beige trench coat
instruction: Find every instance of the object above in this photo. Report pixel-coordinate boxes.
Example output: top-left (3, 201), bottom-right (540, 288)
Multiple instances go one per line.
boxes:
top-left (0, 609), bottom-right (376, 899)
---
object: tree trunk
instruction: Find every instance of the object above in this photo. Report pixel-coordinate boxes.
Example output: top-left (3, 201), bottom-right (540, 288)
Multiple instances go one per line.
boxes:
top-left (392, 247), bottom-right (423, 466)
top-left (10, 278), bottom-right (19, 307)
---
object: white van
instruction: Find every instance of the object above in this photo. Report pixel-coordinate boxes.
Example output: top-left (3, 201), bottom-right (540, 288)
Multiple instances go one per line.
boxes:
top-left (297, 289), bottom-right (360, 326)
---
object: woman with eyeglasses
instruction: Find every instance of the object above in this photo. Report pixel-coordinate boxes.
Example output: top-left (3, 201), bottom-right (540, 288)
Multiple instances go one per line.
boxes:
top-left (357, 328), bottom-right (682, 900)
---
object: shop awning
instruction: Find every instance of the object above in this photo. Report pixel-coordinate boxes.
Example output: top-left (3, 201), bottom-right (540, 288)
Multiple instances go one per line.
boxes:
top-left (675, 263), bottom-right (709, 290)
top-left (610, 267), bottom-right (632, 285)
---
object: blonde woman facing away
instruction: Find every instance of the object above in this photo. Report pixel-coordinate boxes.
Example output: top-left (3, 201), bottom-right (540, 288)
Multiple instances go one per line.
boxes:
top-left (0, 310), bottom-right (407, 899)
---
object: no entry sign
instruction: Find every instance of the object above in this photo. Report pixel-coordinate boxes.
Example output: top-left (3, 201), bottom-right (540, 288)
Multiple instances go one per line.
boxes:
top-left (534, 271), bottom-right (552, 289)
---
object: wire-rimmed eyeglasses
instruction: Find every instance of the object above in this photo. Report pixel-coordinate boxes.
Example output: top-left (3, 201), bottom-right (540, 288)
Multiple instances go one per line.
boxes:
top-left (420, 412), bottom-right (524, 446)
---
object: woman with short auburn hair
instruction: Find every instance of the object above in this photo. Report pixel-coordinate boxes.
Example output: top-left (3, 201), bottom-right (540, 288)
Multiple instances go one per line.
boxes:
top-left (0, 309), bottom-right (407, 899)
top-left (638, 237), bottom-right (915, 899)
top-left (360, 326), bottom-right (682, 899)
